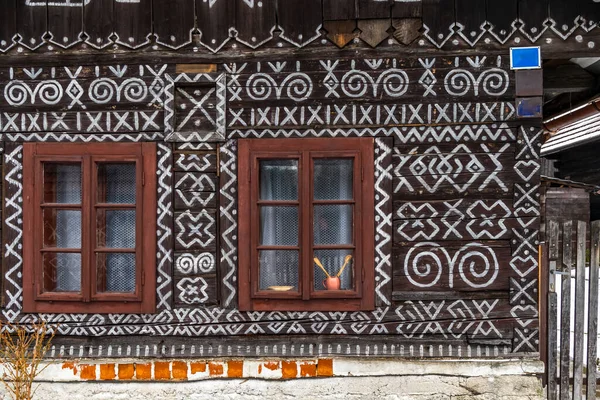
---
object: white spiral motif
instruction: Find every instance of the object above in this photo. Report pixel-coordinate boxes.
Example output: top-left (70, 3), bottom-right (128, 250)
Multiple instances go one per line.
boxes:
top-left (4, 81), bottom-right (31, 106)
top-left (479, 69), bottom-right (510, 96)
top-left (444, 69), bottom-right (475, 97)
top-left (89, 78), bottom-right (118, 104)
top-left (282, 73), bottom-right (313, 102)
top-left (454, 244), bottom-right (498, 289)
top-left (176, 252), bottom-right (215, 275)
top-left (121, 78), bottom-right (148, 102)
top-left (36, 81), bottom-right (63, 105)
top-left (377, 69), bottom-right (409, 98)
top-left (404, 242), bottom-right (448, 288)
top-left (341, 70), bottom-right (373, 98)
top-left (246, 73), bottom-right (276, 101)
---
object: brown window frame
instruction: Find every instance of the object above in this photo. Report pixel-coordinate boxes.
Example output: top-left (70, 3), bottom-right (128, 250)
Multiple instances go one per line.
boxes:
top-left (22, 142), bottom-right (157, 314)
top-left (238, 138), bottom-right (375, 311)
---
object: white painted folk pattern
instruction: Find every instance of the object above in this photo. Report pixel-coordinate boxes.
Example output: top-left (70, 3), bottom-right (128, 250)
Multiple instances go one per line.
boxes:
top-left (176, 253), bottom-right (216, 275)
top-left (403, 242), bottom-right (500, 289)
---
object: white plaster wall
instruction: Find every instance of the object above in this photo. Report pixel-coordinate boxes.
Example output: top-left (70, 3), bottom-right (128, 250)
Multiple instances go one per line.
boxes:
top-left (0, 375), bottom-right (544, 400)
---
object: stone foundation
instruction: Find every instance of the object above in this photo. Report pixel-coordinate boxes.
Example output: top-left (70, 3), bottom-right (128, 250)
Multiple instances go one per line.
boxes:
top-left (0, 359), bottom-right (545, 400)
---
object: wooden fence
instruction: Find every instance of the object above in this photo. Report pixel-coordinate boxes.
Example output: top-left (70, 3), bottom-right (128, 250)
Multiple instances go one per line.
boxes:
top-left (545, 220), bottom-right (600, 400)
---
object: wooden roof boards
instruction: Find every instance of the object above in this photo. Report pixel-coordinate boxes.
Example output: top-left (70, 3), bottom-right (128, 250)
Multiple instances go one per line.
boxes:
top-left (4, 1), bottom-right (600, 53)
top-left (0, 0), bottom-right (17, 52)
top-left (196, 0), bottom-right (235, 52)
top-left (153, 0), bottom-right (195, 49)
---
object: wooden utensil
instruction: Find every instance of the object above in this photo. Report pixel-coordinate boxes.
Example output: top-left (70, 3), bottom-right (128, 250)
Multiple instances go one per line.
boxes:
top-left (313, 257), bottom-right (331, 278)
top-left (336, 255), bottom-right (353, 277)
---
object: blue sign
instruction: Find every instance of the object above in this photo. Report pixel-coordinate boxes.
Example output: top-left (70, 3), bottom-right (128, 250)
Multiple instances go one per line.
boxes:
top-left (510, 47), bottom-right (541, 70)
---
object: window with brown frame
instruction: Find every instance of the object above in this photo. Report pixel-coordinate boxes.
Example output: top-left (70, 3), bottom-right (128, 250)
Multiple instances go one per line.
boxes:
top-left (238, 138), bottom-right (375, 311)
top-left (22, 143), bottom-right (156, 314)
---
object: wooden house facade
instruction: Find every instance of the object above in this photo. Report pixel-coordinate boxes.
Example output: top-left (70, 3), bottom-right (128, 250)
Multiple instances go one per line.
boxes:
top-left (0, 1), bottom-right (596, 386)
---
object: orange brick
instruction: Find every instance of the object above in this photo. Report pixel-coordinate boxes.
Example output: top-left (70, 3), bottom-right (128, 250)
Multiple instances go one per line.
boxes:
top-left (317, 359), bottom-right (333, 377)
top-left (281, 361), bottom-right (297, 379)
top-left (227, 361), bottom-right (243, 378)
top-left (79, 364), bottom-right (97, 380)
top-left (62, 362), bottom-right (78, 375)
top-left (154, 362), bottom-right (171, 380)
top-left (118, 364), bottom-right (135, 380)
top-left (135, 363), bottom-right (152, 380)
top-left (171, 361), bottom-right (188, 380)
top-left (299, 361), bottom-right (316, 377)
top-left (208, 362), bottom-right (224, 376)
top-left (190, 362), bottom-right (206, 374)
top-left (100, 364), bottom-right (116, 380)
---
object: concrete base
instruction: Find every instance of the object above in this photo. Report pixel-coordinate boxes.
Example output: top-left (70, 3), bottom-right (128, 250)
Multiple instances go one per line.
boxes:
top-left (0, 358), bottom-right (545, 399)
top-left (0, 375), bottom-right (544, 400)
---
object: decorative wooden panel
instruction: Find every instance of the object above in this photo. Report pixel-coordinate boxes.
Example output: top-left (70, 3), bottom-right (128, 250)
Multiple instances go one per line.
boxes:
top-left (0, 0), bottom-right (17, 52)
top-left (486, 0), bottom-right (518, 43)
top-left (323, 0), bottom-right (356, 20)
top-left (47, 1), bottom-right (83, 48)
top-left (392, 0), bottom-right (421, 18)
top-left (422, 0), bottom-right (455, 47)
top-left (277, 0), bottom-right (322, 47)
top-left (16, 0), bottom-right (47, 50)
top-left (454, 0), bottom-right (486, 45)
top-left (114, 0), bottom-right (152, 48)
top-left (357, 0), bottom-right (391, 19)
top-left (235, 0), bottom-right (276, 48)
top-left (153, 0), bottom-right (195, 49)
top-left (83, 0), bottom-right (113, 49)
top-left (196, 0), bottom-right (235, 52)
top-left (518, 0), bottom-right (549, 42)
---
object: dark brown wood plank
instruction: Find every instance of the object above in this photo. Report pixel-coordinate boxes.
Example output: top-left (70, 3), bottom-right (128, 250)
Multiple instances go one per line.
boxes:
top-left (376, 137), bottom-right (393, 307)
top-left (392, 0), bottom-right (421, 18)
top-left (518, 0), bottom-right (548, 42)
top-left (560, 221), bottom-right (573, 400)
top-left (175, 190), bottom-right (217, 211)
top-left (547, 221), bottom-right (560, 399)
top-left (323, 0), bottom-right (356, 20)
top-left (357, 0), bottom-right (390, 19)
top-left (47, 1), bottom-right (83, 48)
top-left (573, 221), bottom-right (587, 399)
top-left (0, 0), bottom-right (17, 52)
top-left (486, 0), bottom-right (517, 43)
top-left (83, 0), bottom-right (113, 49)
top-left (16, 0), bottom-right (47, 50)
top-left (196, 0), bottom-right (235, 52)
top-left (422, 0), bottom-right (454, 46)
top-left (219, 141), bottom-right (238, 309)
top-left (153, 0), bottom-right (195, 49)
top-left (277, 0), bottom-right (323, 46)
top-left (174, 251), bottom-right (217, 275)
top-left (578, 0), bottom-right (600, 29)
top-left (547, 292), bottom-right (558, 400)
top-left (454, 0), bottom-right (485, 44)
top-left (174, 153), bottom-right (218, 173)
top-left (235, 0), bottom-right (276, 48)
top-left (587, 221), bottom-right (600, 400)
top-left (548, 0), bottom-right (579, 35)
top-left (114, 0), bottom-right (152, 48)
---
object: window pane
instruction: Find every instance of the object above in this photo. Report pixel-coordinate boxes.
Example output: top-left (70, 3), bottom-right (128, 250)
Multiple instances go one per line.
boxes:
top-left (44, 163), bottom-right (81, 203)
top-left (260, 206), bottom-right (298, 246)
top-left (259, 250), bottom-right (299, 291)
top-left (43, 252), bottom-right (81, 292)
top-left (97, 210), bottom-right (136, 248)
top-left (96, 253), bottom-right (136, 293)
top-left (43, 209), bottom-right (81, 248)
top-left (314, 249), bottom-right (353, 291)
top-left (314, 205), bottom-right (353, 245)
top-left (260, 160), bottom-right (298, 201)
top-left (314, 159), bottom-right (353, 200)
top-left (97, 163), bottom-right (136, 204)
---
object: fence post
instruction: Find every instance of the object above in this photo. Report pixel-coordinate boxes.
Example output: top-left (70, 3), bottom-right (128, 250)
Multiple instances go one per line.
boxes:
top-left (573, 221), bottom-right (587, 399)
top-left (587, 221), bottom-right (600, 400)
top-left (560, 221), bottom-right (573, 400)
top-left (547, 220), bottom-right (559, 400)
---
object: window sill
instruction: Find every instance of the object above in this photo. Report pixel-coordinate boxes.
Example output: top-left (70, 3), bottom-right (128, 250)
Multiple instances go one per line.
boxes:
top-left (239, 298), bottom-right (373, 312)
top-left (23, 300), bottom-right (155, 314)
